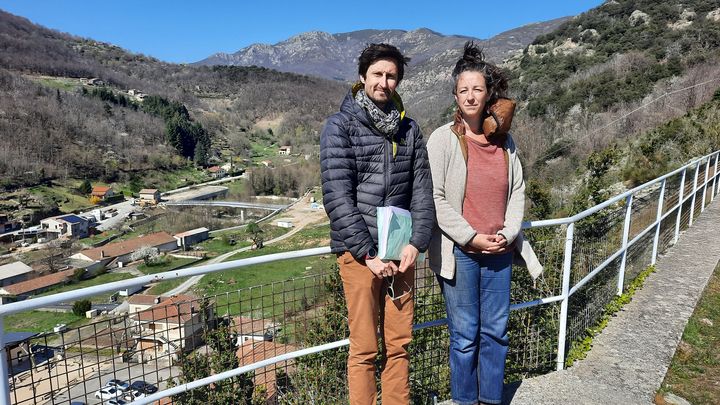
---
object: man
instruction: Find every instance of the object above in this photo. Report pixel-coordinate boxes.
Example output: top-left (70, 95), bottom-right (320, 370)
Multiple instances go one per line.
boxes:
top-left (320, 43), bottom-right (435, 405)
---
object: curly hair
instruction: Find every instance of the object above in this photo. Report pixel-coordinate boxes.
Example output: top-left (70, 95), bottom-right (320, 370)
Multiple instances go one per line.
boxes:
top-left (358, 43), bottom-right (411, 83)
top-left (451, 41), bottom-right (508, 104)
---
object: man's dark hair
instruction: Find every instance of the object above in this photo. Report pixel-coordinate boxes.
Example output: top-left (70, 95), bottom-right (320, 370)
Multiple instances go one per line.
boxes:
top-left (358, 43), bottom-right (411, 83)
top-left (451, 41), bottom-right (508, 104)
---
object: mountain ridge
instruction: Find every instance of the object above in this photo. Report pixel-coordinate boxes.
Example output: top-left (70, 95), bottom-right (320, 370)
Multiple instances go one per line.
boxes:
top-left (195, 19), bottom-right (569, 81)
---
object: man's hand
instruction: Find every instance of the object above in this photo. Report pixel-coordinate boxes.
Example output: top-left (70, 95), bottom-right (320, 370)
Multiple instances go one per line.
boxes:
top-left (398, 244), bottom-right (419, 273)
top-left (366, 256), bottom-right (399, 279)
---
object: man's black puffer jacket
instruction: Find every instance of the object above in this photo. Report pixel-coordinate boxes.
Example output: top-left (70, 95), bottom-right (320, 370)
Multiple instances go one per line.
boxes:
top-left (320, 89), bottom-right (435, 260)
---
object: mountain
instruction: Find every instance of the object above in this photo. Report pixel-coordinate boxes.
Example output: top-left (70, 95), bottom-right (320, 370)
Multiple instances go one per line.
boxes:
top-left (196, 21), bottom-right (567, 81)
top-left (196, 19), bottom-right (569, 126)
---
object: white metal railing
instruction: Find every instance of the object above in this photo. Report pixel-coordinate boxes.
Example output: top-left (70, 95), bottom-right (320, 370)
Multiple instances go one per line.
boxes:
top-left (2, 150), bottom-right (719, 405)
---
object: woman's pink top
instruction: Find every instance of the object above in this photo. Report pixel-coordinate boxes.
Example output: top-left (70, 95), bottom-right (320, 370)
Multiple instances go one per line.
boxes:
top-left (462, 136), bottom-right (508, 235)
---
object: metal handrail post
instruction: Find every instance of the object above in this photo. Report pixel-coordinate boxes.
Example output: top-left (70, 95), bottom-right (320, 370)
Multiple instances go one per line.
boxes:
top-left (556, 223), bottom-right (575, 371)
top-left (689, 162), bottom-right (700, 226)
top-left (701, 157), bottom-right (710, 212)
top-left (674, 169), bottom-right (686, 244)
top-left (0, 316), bottom-right (10, 405)
top-left (617, 194), bottom-right (634, 295)
top-left (712, 153), bottom-right (719, 201)
top-left (651, 179), bottom-right (666, 265)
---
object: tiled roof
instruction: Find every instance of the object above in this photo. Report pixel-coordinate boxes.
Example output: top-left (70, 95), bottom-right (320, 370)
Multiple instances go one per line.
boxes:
top-left (136, 295), bottom-right (199, 324)
top-left (77, 232), bottom-right (176, 261)
top-left (1, 269), bottom-right (75, 296)
top-left (237, 341), bottom-right (297, 399)
top-left (231, 316), bottom-right (275, 336)
top-left (91, 186), bottom-right (111, 196)
top-left (128, 294), bottom-right (164, 306)
top-left (139, 189), bottom-right (159, 194)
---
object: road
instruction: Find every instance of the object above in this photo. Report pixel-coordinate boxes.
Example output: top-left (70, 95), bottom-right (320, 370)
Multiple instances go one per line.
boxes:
top-left (43, 360), bottom-right (177, 405)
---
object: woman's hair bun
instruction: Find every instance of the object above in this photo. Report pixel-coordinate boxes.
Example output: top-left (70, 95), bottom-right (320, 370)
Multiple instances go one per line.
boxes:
top-left (462, 41), bottom-right (485, 63)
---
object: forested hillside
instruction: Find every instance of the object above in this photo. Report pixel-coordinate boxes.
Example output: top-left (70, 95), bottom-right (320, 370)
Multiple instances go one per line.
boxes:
top-left (0, 10), bottom-right (345, 190)
top-left (503, 0), bottom-right (720, 202)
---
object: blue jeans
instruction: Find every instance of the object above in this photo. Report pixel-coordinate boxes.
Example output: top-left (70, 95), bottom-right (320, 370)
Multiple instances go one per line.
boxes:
top-left (438, 247), bottom-right (512, 405)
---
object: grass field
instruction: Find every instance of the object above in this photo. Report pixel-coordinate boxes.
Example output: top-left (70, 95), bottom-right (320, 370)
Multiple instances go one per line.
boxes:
top-left (37, 271), bottom-right (136, 302)
top-left (5, 311), bottom-right (86, 333)
top-left (138, 256), bottom-right (203, 275)
top-left (27, 183), bottom-right (95, 213)
top-left (31, 76), bottom-right (78, 91)
top-left (659, 263), bottom-right (720, 404)
top-left (194, 223), bottom-right (333, 317)
top-left (82, 229), bottom-right (122, 246)
top-left (145, 278), bottom-right (186, 295)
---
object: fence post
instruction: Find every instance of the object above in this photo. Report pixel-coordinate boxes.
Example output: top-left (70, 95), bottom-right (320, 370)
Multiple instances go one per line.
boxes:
top-left (701, 158), bottom-right (710, 212)
top-left (712, 153), bottom-right (719, 201)
top-left (689, 162), bottom-right (700, 226)
top-left (617, 195), bottom-right (634, 295)
top-left (556, 222), bottom-right (575, 371)
top-left (0, 316), bottom-right (10, 405)
top-left (652, 179), bottom-right (666, 265)
top-left (674, 169), bottom-right (687, 244)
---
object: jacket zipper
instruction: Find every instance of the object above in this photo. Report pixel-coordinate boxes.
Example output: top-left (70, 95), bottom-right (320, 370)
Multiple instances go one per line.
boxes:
top-left (383, 136), bottom-right (389, 206)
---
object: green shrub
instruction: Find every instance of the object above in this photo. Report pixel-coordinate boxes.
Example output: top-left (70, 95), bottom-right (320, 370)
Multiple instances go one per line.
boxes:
top-left (72, 300), bottom-right (92, 316)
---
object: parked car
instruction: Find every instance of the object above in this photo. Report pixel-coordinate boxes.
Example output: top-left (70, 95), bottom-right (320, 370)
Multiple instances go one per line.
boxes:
top-left (123, 390), bottom-right (146, 401)
top-left (107, 400), bottom-right (126, 405)
top-left (129, 380), bottom-right (158, 394)
top-left (94, 387), bottom-right (122, 400)
top-left (104, 379), bottom-right (130, 392)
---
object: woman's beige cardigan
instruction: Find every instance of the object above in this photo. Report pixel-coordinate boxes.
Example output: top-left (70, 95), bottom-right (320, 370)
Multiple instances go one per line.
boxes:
top-left (426, 122), bottom-right (543, 280)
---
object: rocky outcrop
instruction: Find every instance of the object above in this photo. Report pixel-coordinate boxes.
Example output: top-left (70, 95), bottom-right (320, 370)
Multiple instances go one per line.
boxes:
top-left (706, 8), bottom-right (720, 22)
top-left (668, 9), bottom-right (696, 30)
top-left (630, 10), bottom-right (651, 26)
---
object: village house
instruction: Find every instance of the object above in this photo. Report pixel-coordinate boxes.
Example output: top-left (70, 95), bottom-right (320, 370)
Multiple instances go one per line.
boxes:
top-left (138, 188), bottom-right (161, 206)
top-left (0, 261), bottom-right (33, 287)
top-left (91, 185), bottom-right (114, 200)
top-left (207, 166), bottom-right (226, 179)
top-left (127, 294), bottom-right (166, 314)
top-left (231, 316), bottom-right (279, 344)
top-left (278, 145), bottom-right (291, 156)
top-left (70, 232), bottom-right (177, 268)
top-left (0, 214), bottom-right (20, 233)
top-left (4, 332), bottom-right (38, 367)
top-left (131, 295), bottom-right (214, 361)
top-left (237, 340), bottom-right (297, 401)
top-left (127, 89), bottom-right (147, 100)
top-left (174, 227), bottom-right (209, 250)
top-left (82, 77), bottom-right (104, 86)
top-left (0, 269), bottom-right (76, 304)
top-left (40, 214), bottom-right (90, 239)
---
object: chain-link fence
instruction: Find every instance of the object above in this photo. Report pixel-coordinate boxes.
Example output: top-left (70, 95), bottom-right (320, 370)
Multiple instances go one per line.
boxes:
top-left (2, 152), bottom-right (719, 405)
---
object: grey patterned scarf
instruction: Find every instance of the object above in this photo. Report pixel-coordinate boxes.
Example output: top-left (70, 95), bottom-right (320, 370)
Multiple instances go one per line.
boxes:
top-left (354, 89), bottom-right (401, 136)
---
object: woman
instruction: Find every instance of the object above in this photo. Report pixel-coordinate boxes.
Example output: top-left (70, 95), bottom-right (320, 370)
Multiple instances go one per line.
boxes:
top-left (427, 42), bottom-right (542, 405)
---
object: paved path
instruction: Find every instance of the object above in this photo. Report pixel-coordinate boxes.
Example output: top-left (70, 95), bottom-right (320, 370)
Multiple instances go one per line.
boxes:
top-left (503, 199), bottom-right (720, 404)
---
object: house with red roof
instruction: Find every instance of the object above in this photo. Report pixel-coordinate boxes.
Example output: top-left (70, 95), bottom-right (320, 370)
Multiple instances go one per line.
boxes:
top-left (70, 232), bottom-right (177, 268)
top-left (131, 294), bottom-right (214, 360)
top-left (91, 185), bottom-right (114, 200)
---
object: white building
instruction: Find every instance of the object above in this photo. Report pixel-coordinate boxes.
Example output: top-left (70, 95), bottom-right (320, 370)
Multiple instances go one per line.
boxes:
top-left (40, 214), bottom-right (90, 239)
top-left (0, 262), bottom-right (33, 287)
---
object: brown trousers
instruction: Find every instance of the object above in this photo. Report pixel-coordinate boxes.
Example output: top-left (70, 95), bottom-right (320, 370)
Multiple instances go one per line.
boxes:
top-left (337, 252), bottom-right (415, 405)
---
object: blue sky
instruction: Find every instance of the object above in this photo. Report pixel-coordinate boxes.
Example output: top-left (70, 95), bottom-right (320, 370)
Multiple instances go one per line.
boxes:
top-left (1, 0), bottom-right (604, 63)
